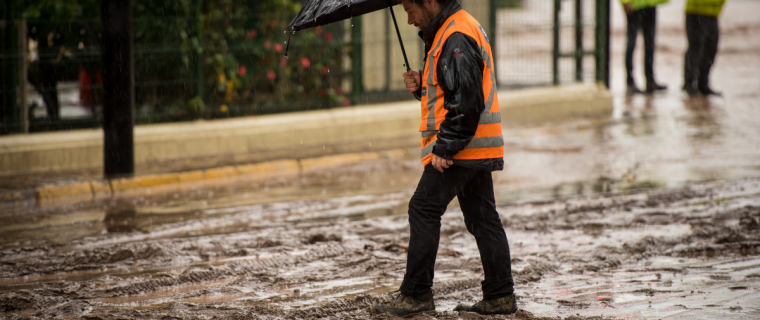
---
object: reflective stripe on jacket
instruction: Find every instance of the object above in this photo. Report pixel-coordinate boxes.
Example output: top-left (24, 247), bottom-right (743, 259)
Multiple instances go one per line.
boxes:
top-left (620, 0), bottom-right (669, 11)
top-left (686, 0), bottom-right (725, 17)
top-left (419, 9), bottom-right (503, 166)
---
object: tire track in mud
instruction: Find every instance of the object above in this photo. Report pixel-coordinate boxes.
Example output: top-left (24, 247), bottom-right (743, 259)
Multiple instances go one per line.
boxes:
top-left (101, 242), bottom-right (353, 298)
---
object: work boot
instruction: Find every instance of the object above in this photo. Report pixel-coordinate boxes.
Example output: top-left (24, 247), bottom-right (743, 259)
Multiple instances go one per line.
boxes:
top-left (682, 84), bottom-right (700, 96)
top-left (698, 87), bottom-right (723, 96)
top-left (626, 84), bottom-right (643, 95)
top-left (645, 82), bottom-right (668, 93)
top-left (373, 292), bottom-right (436, 317)
top-left (454, 293), bottom-right (518, 315)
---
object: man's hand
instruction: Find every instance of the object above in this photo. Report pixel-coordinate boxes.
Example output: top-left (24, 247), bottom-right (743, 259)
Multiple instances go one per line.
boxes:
top-left (431, 154), bottom-right (453, 173)
top-left (623, 3), bottom-right (633, 14)
top-left (403, 70), bottom-right (421, 94)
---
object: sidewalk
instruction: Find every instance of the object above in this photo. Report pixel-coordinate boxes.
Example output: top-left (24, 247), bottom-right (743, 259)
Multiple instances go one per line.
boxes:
top-left (0, 83), bottom-right (612, 207)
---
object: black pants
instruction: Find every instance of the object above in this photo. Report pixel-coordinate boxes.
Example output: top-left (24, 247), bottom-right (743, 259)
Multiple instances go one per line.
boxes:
top-left (399, 164), bottom-right (514, 300)
top-left (684, 14), bottom-right (719, 91)
top-left (626, 7), bottom-right (657, 85)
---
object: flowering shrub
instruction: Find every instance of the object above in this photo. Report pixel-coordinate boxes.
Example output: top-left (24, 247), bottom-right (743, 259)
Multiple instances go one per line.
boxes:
top-left (133, 0), bottom-right (347, 120)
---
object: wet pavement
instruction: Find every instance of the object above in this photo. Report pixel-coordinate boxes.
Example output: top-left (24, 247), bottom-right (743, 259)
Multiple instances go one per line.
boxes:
top-left (2, 1), bottom-right (760, 319)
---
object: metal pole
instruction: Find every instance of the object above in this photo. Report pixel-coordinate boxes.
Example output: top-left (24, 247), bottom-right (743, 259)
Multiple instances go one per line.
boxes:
top-left (3, 1), bottom-right (19, 133)
top-left (594, 0), bottom-right (610, 88)
top-left (351, 16), bottom-right (363, 101)
top-left (552, 0), bottom-right (560, 85)
top-left (101, 0), bottom-right (135, 177)
top-left (18, 19), bottom-right (27, 133)
top-left (385, 8), bottom-right (391, 91)
top-left (195, 0), bottom-right (204, 100)
top-left (604, 0), bottom-right (610, 88)
top-left (575, 0), bottom-right (583, 82)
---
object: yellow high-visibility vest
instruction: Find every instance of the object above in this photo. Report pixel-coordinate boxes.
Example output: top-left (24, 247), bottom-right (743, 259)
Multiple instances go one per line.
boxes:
top-left (419, 9), bottom-right (503, 166)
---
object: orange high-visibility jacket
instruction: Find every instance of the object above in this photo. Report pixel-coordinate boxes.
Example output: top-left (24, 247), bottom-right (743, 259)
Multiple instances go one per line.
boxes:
top-left (419, 9), bottom-right (503, 166)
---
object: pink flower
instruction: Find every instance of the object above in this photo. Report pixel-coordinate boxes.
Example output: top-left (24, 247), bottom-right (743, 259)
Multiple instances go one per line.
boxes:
top-left (343, 98), bottom-right (352, 106)
top-left (264, 40), bottom-right (271, 49)
top-left (323, 32), bottom-right (333, 41)
top-left (315, 27), bottom-right (323, 35)
top-left (270, 20), bottom-right (278, 28)
top-left (267, 70), bottom-right (276, 81)
top-left (274, 43), bottom-right (283, 53)
top-left (238, 65), bottom-right (246, 76)
top-left (321, 66), bottom-right (330, 75)
top-left (300, 57), bottom-right (310, 68)
top-left (246, 30), bottom-right (257, 39)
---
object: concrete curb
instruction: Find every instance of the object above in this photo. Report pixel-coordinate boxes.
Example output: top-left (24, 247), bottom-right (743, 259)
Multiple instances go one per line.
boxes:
top-left (0, 84), bottom-right (612, 176)
top-left (16, 149), bottom-right (410, 207)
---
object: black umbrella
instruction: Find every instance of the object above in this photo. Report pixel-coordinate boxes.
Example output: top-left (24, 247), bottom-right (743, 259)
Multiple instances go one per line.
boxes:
top-left (285, 0), bottom-right (411, 72)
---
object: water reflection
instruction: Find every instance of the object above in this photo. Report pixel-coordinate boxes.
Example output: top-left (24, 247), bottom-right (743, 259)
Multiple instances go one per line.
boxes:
top-left (104, 200), bottom-right (137, 233)
top-left (683, 95), bottom-right (720, 141)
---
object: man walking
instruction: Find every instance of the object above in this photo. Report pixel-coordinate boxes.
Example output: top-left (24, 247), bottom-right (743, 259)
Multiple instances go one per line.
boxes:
top-left (621, 0), bottom-right (669, 94)
top-left (373, 0), bottom-right (516, 316)
top-left (683, 0), bottom-right (725, 96)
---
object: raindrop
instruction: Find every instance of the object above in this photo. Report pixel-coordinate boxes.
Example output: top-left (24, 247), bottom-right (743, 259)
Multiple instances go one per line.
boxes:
top-left (351, 24), bottom-right (354, 27)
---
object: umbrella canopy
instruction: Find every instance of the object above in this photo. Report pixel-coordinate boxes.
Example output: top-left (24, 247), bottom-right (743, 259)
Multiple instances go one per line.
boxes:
top-left (284, 0), bottom-right (411, 71)
top-left (286, 0), bottom-right (403, 32)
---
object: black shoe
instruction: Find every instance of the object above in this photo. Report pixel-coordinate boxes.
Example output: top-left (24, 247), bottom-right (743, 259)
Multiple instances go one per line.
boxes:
top-left (682, 85), bottom-right (700, 96)
top-left (699, 87), bottom-right (722, 96)
top-left (627, 85), bottom-right (643, 95)
top-left (373, 292), bottom-right (436, 317)
top-left (646, 82), bottom-right (668, 93)
top-left (454, 293), bottom-right (518, 315)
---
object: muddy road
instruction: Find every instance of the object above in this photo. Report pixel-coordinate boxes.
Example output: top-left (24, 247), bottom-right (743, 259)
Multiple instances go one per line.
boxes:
top-left (1, 169), bottom-right (759, 319)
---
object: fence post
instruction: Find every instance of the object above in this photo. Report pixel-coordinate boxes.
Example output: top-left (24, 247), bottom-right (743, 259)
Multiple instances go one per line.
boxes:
top-left (595, 0), bottom-right (610, 88)
top-left (552, 0), bottom-right (560, 85)
top-left (101, 0), bottom-right (135, 177)
top-left (351, 16), bottom-right (363, 102)
top-left (18, 19), bottom-right (28, 133)
top-left (575, 0), bottom-right (583, 82)
top-left (3, 1), bottom-right (19, 133)
top-left (195, 0), bottom-right (204, 100)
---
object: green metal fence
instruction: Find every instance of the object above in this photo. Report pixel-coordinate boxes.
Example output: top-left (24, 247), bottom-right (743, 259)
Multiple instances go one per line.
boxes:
top-left (1, 0), bottom-right (609, 135)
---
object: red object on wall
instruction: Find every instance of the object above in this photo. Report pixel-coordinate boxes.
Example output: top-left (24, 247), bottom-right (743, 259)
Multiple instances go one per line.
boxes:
top-left (79, 66), bottom-right (94, 105)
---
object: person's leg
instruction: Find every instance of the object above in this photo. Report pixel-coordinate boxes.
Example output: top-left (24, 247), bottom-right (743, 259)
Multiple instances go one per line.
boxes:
top-left (457, 170), bottom-right (514, 300)
top-left (642, 7), bottom-right (664, 90)
top-left (684, 14), bottom-right (701, 92)
top-left (698, 15), bottom-right (720, 94)
top-left (625, 10), bottom-right (641, 88)
top-left (400, 164), bottom-right (477, 297)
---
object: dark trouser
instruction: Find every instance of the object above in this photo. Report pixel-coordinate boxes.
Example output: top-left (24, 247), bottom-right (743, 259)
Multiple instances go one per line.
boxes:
top-left (626, 7), bottom-right (657, 86)
top-left (684, 14), bottom-right (719, 91)
top-left (400, 164), bottom-right (514, 300)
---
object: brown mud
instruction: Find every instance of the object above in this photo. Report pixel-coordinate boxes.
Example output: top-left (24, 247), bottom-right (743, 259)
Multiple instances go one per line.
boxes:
top-left (1, 176), bottom-right (759, 319)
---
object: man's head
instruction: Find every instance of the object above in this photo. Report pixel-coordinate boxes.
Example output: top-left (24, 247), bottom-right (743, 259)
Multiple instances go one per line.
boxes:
top-left (401, 0), bottom-right (450, 30)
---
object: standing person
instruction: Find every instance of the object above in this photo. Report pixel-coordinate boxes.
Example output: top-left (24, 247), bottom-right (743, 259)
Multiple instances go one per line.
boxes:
top-left (621, 0), bottom-right (669, 94)
top-left (683, 0), bottom-right (726, 96)
top-left (373, 0), bottom-right (516, 316)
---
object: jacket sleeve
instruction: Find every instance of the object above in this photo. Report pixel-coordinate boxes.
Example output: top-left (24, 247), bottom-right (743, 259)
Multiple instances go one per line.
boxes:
top-left (432, 32), bottom-right (485, 160)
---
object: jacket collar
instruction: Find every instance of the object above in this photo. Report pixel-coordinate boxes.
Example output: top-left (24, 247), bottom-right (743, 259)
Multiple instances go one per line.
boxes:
top-left (419, 0), bottom-right (462, 50)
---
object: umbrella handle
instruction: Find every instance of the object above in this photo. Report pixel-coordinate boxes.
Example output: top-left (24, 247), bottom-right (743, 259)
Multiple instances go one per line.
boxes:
top-left (388, 3), bottom-right (411, 72)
